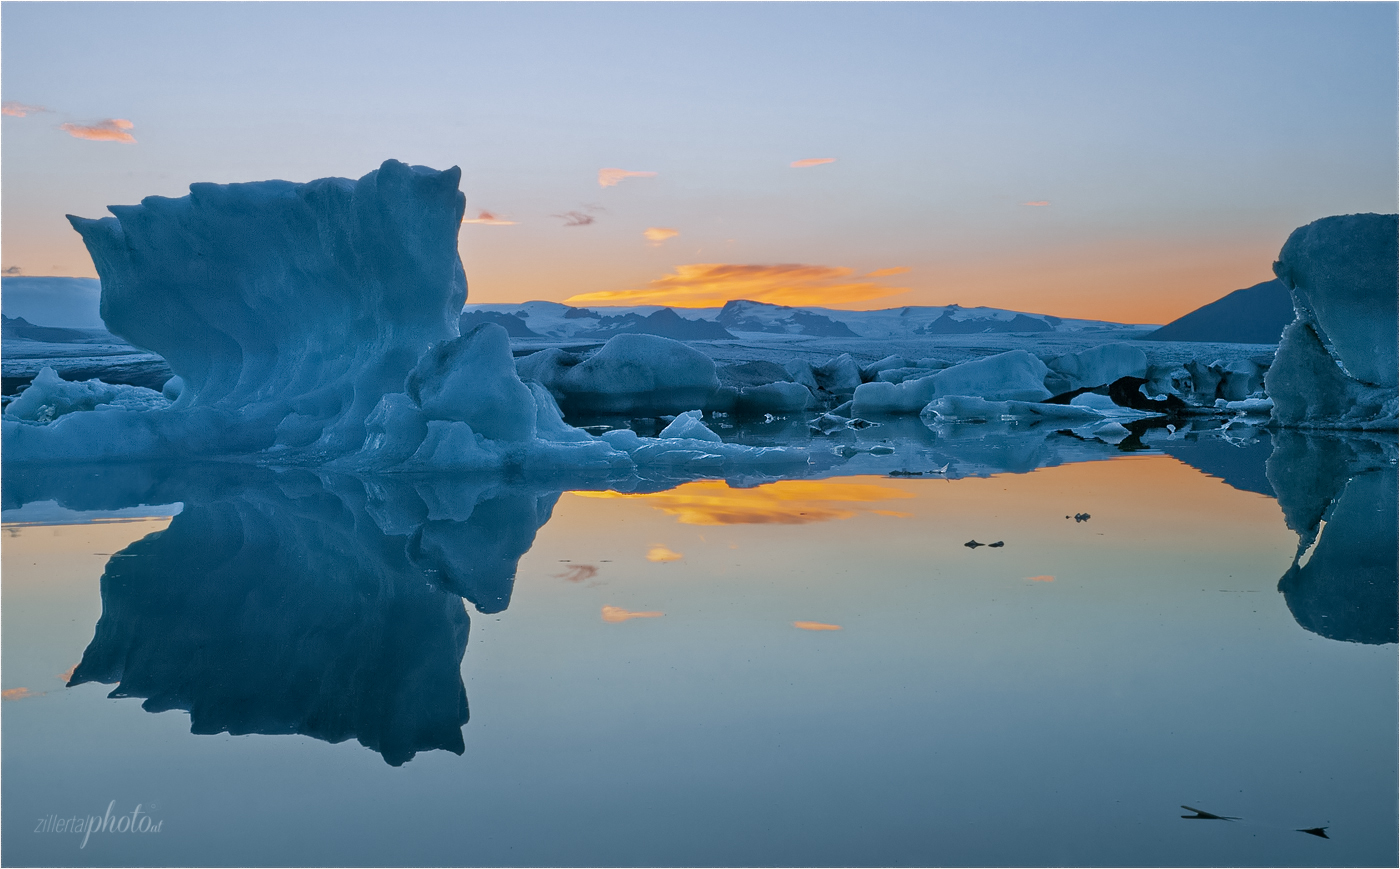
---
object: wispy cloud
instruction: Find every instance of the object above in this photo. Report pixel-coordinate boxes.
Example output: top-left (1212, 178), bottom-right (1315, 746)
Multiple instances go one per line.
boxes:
top-left (794, 621), bottom-right (842, 631)
top-left (1021, 200), bottom-right (1050, 207)
top-left (462, 210), bottom-right (518, 225)
top-left (60, 118), bottom-right (135, 143)
top-left (564, 263), bottom-right (909, 308)
top-left (575, 479), bottom-right (913, 526)
top-left (644, 227), bottom-right (679, 244)
top-left (598, 168), bottom-right (657, 187)
top-left (646, 545), bottom-right (683, 562)
top-left (866, 266), bottom-right (910, 278)
top-left (58, 664), bottom-right (78, 682)
top-left (2, 101), bottom-right (49, 117)
top-left (557, 564), bottom-right (598, 583)
top-left (602, 606), bottom-right (665, 623)
top-left (555, 210), bottom-right (596, 227)
top-left (1026, 575), bottom-right (1055, 582)
top-left (791, 158), bottom-right (836, 168)
top-left (2, 687), bottom-right (41, 701)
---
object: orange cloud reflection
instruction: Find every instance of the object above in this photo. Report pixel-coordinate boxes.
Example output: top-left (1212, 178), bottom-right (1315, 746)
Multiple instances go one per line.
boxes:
top-left (1027, 575), bottom-right (1055, 582)
top-left (564, 263), bottom-right (909, 308)
top-left (2, 687), bottom-right (40, 700)
top-left (573, 479), bottom-right (914, 526)
top-left (602, 606), bottom-right (665, 622)
top-left (794, 621), bottom-right (842, 631)
top-left (646, 545), bottom-right (683, 562)
top-left (791, 158), bottom-right (836, 168)
top-left (60, 119), bottom-right (135, 143)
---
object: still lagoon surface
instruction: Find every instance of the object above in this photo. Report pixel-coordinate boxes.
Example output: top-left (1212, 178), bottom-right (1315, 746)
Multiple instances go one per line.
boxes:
top-left (3, 432), bottom-right (1395, 867)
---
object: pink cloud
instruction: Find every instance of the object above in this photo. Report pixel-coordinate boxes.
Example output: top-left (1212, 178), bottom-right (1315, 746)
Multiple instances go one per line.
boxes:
top-left (2, 101), bottom-right (48, 117)
top-left (1021, 200), bottom-right (1051, 207)
top-left (791, 158), bottom-right (836, 168)
top-left (462, 210), bottom-right (518, 225)
top-left (598, 168), bottom-right (657, 187)
top-left (60, 119), bottom-right (135, 143)
top-left (644, 227), bottom-right (679, 244)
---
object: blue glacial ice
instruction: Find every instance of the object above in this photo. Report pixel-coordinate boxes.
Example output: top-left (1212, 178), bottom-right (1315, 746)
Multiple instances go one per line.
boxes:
top-left (3, 161), bottom-right (806, 475)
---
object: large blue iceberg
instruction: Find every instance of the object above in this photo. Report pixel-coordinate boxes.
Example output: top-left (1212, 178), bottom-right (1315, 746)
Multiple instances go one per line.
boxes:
top-left (4, 161), bottom-right (803, 475)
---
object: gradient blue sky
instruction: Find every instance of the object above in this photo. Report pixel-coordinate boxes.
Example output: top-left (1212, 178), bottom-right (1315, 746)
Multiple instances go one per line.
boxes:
top-left (2, 2), bottom-right (1395, 322)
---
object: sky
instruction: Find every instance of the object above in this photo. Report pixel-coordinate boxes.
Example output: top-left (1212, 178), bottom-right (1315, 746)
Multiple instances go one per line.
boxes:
top-left (1, 2), bottom-right (1395, 324)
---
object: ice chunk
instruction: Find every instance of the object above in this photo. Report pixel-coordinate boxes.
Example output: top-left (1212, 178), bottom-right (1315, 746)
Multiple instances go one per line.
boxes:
top-left (852, 350), bottom-right (1051, 415)
top-left (1266, 320), bottom-right (1397, 430)
top-left (406, 324), bottom-right (537, 442)
top-left (657, 410), bottom-right (722, 442)
top-left (922, 395), bottom-right (1105, 424)
top-left (1068, 392), bottom-right (1158, 420)
top-left (733, 381), bottom-right (812, 416)
top-left (783, 360), bottom-right (821, 394)
top-left (549, 334), bottom-right (718, 417)
top-left (814, 354), bottom-right (863, 394)
top-left (860, 355), bottom-right (908, 381)
top-left (1273, 213), bottom-right (1398, 388)
top-left (1044, 343), bottom-right (1147, 393)
top-left (5, 367), bottom-right (169, 422)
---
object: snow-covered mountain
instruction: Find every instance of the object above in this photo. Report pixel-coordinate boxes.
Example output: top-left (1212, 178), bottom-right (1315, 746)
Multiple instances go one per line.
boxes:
top-left (461, 299), bottom-right (1153, 341)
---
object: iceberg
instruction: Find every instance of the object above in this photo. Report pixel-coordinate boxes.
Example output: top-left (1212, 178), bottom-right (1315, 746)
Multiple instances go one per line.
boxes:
top-left (5, 161), bottom-right (806, 475)
top-left (1267, 213), bottom-right (1398, 430)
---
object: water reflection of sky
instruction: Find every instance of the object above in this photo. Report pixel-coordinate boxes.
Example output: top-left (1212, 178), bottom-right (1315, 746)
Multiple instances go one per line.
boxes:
top-left (2, 453), bottom-right (1395, 867)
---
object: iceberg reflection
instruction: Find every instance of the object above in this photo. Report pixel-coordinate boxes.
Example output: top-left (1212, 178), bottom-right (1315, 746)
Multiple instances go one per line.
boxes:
top-left (43, 465), bottom-right (559, 766)
top-left (1269, 431), bottom-right (1398, 645)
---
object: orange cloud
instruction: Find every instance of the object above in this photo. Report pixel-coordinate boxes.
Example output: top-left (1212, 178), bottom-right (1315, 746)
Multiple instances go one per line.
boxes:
top-left (463, 210), bottom-right (518, 225)
top-left (791, 158), bottom-right (836, 168)
top-left (2, 101), bottom-right (48, 117)
top-left (557, 564), bottom-right (598, 582)
top-left (866, 266), bottom-right (910, 278)
top-left (2, 687), bottom-right (40, 700)
top-left (60, 119), bottom-right (135, 143)
top-left (602, 606), bottom-right (665, 622)
top-left (599, 168), bottom-right (657, 187)
top-left (646, 545), bottom-right (683, 562)
top-left (58, 664), bottom-right (78, 682)
top-left (574, 479), bottom-right (914, 526)
top-left (794, 621), bottom-right (842, 631)
top-left (644, 227), bottom-right (679, 244)
top-left (1026, 575), bottom-right (1055, 582)
top-left (563, 263), bottom-right (909, 308)
top-left (1021, 200), bottom-right (1050, 207)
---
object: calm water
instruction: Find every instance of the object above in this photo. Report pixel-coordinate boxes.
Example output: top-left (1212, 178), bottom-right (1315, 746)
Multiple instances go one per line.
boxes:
top-left (3, 432), bottom-right (1395, 867)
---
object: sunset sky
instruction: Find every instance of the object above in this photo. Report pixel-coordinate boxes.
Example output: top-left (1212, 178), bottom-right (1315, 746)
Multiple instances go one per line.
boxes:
top-left (2, 2), bottom-right (1395, 324)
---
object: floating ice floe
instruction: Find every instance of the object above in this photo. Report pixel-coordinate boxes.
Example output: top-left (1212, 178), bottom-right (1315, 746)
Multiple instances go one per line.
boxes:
top-left (3, 160), bottom-right (809, 474)
top-left (851, 349), bottom-right (1051, 416)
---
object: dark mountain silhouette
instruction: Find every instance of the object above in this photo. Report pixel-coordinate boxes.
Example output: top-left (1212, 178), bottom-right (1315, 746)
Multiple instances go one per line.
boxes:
top-left (1142, 280), bottom-right (1293, 344)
